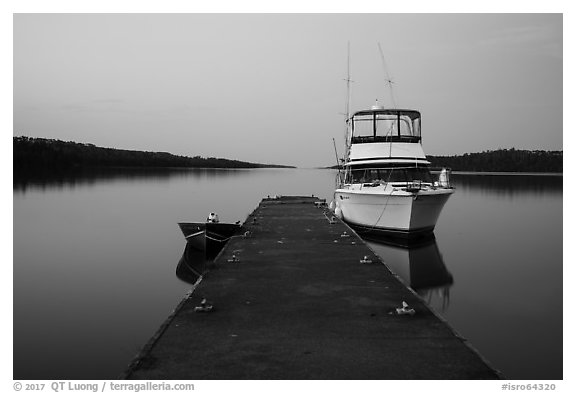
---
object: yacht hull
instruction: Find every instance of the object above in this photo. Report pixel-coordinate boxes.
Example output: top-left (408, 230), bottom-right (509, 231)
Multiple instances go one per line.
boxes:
top-left (334, 188), bottom-right (453, 237)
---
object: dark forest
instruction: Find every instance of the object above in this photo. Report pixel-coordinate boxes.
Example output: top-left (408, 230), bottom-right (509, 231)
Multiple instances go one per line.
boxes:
top-left (427, 149), bottom-right (562, 173)
top-left (13, 136), bottom-right (294, 172)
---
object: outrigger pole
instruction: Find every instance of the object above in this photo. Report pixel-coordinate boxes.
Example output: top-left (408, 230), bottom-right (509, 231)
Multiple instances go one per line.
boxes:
top-left (332, 137), bottom-right (343, 186)
top-left (332, 138), bottom-right (341, 171)
top-left (377, 42), bottom-right (397, 109)
top-left (345, 41), bottom-right (352, 122)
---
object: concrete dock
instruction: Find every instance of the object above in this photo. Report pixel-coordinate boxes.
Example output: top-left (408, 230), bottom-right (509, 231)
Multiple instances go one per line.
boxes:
top-left (124, 196), bottom-right (501, 379)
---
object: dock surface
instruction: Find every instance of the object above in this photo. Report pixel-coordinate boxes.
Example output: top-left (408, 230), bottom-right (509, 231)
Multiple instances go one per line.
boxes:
top-left (124, 196), bottom-right (500, 379)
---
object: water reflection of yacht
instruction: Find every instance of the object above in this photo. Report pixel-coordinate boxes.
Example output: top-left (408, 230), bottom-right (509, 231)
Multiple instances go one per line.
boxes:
top-left (363, 234), bottom-right (453, 311)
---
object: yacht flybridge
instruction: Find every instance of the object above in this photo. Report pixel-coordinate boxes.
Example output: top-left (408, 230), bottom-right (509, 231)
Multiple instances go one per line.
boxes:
top-left (333, 102), bottom-right (454, 237)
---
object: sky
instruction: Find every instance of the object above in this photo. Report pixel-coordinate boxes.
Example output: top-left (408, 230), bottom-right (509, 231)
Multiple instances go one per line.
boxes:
top-left (13, 13), bottom-right (562, 167)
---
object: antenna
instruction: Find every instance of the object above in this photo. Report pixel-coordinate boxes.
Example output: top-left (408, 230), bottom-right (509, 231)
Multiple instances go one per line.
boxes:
top-left (345, 42), bottom-right (352, 120)
top-left (343, 42), bottom-right (354, 154)
top-left (377, 42), bottom-right (397, 108)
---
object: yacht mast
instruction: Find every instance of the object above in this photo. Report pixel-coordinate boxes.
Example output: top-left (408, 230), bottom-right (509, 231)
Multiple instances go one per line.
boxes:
top-left (344, 42), bottom-right (353, 157)
top-left (345, 42), bottom-right (352, 121)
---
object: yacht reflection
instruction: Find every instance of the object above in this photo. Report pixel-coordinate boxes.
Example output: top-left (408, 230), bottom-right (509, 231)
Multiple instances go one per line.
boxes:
top-left (175, 242), bottom-right (215, 285)
top-left (363, 234), bottom-right (453, 311)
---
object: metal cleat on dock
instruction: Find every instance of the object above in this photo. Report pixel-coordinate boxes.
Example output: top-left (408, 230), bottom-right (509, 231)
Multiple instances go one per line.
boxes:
top-left (194, 298), bottom-right (213, 313)
top-left (360, 255), bottom-right (373, 264)
top-left (341, 231), bottom-right (350, 238)
top-left (227, 254), bottom-right (240, 263)
top-left (395, 301), bottom-right (415, 316)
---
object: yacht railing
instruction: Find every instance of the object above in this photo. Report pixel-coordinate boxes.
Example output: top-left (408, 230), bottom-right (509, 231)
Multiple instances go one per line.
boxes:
top-left (335, 166), bottom-right (452, 189)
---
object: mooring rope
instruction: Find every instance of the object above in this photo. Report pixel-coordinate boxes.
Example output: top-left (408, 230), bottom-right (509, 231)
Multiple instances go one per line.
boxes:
top-left (365, 168), bottom-right (396, 233)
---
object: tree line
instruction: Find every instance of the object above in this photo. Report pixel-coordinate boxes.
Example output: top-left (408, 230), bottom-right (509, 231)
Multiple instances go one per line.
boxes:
top-left (326, 148), bottom-right (563, 172)
top-left (13, 136), bottom-right (294, 172)
top-left (427, 149), bottom-right (562, 173)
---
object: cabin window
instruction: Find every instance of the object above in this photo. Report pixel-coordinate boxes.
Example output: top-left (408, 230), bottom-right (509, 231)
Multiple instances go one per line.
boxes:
top-left (352, 118), bottom-right (374, 138)
top-left (350, 111), bottom-right (422, 143)
top-left (374, 114), bottom-right (415, 137)
top-left (398, 116), bottom-right (414, 137)
top-left (374, 115), bottom-right (401, 137)
top-left (413, 117), bottom-right (421, 138)
top-left (405, 167), bottom-right (432, 182)
top-left (349, 167), bottom-right (433, 184)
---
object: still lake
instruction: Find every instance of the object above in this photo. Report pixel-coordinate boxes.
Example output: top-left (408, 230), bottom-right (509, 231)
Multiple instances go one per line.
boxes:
top-left (13, 168), bottom-right (562, 380)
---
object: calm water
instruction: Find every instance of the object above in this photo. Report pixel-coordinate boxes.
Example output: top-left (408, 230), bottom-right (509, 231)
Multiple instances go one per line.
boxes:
top-left (13, 168), bottom-right (562, 380)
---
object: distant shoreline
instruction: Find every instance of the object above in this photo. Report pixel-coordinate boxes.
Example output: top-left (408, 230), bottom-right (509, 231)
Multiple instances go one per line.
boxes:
top-left (13, 136), bottom-right (562, 173)
top-left (325, 148), bottom-right (562, 174)
top-left (325, 167), bottom-right (562, 176)
top-left (13, 136), bottom-right (295, 170)
top-left (449, 171), bottom-right (562, 176)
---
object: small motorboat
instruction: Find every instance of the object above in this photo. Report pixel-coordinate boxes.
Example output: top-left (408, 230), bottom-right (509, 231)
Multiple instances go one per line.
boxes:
top-left (178, 212), bottom-right (243, 255)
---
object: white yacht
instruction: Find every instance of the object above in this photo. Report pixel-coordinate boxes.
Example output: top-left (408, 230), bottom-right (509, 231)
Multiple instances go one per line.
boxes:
top-left (333, 102), bottom-right (454, 237)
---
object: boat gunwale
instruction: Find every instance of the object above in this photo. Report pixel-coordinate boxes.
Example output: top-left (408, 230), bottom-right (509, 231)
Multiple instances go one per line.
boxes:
top-left (335, 186), bottom-right (455, 196)
top-left (344, 158), bottom-right (432, 166)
